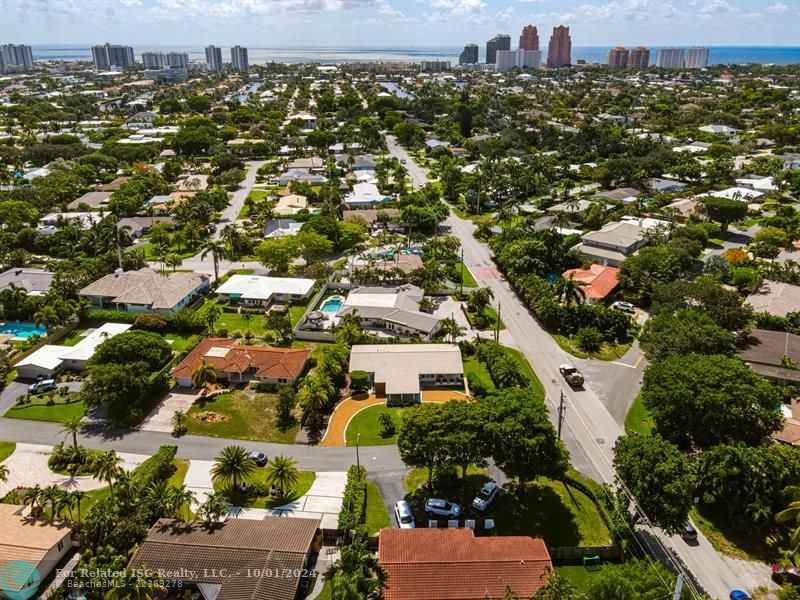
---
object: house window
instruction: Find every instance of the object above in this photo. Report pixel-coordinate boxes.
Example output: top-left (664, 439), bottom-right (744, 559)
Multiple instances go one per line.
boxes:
top-left (57, 540), bottom-right (64, 551)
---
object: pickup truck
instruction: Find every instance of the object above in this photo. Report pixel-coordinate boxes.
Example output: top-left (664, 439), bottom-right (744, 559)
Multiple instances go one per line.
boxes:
top-left (559, 364), bottom-right (584, 388)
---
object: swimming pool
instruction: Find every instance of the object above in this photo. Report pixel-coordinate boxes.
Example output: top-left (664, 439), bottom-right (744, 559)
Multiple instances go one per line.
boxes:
top-left (0, 322), bottom-right (47, 340)
top-left (320, 297), bottom-right (344, 314)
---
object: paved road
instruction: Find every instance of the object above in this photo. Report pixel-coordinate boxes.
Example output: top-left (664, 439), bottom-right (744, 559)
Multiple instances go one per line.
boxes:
top-left (385, 135), bottom-right (765, 599)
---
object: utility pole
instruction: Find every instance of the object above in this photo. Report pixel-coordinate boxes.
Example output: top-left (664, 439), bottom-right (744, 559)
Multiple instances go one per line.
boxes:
top-left (460, 248), bottom-right (464, 295)
top-left (557, 389), bottom-right (566, 440)
top-left (672, 574), bottom-right (684, 600)
top-left (495, 302), bottom-right (501, 343)
top-left (355, 432), bottom-right (361, 471)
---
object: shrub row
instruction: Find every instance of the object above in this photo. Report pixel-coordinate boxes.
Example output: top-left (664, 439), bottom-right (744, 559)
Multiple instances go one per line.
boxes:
top-left (132, 445), bottom-right (178, 488)
top-left (86, 309), bottom-right (205, 333)
top-left (338, 465), bottom-right (367, 531)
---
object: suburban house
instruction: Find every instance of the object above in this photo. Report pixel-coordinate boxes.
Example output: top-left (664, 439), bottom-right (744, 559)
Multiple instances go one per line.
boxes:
top-left (264, 219), bottom-right (303, 239)
top-left (15, 322), bottom-right (132, 379)
top-left (378, 528), bottom-right (553, 600)
top-left (278, 169), bottom-right (326, 186)
top-left (0, 267), bottom-right (54, 296)
top-left (561, 264), bottom-right (620, 304)
top-left (274, 194), bottom-right (308, 216)
top-left (117, 216), bottom-right (173, 239)
top-left (349, 344), bottom-right (464, 404)
top-left (216, 274), bottom-right (316, 307)
top-left (649, 178), bottom-right (688, 193)
top-left (80, 268), bottom-right (209, 314)
top-left (99, 176), bottom-right (131, 191)
top-left (0, 504), bottom-right (73, 600)
top-left (699, 123), bottom-right (737, 136)
top-left (573, 221), bottom-right (646, 267)
top-left (775, 399), bottom-right (800, 445)
top-left (745, 280), bottom-right (800, 318)
top-left (286, 112), bottom-right (317, 130)
top-left (593, 187), bottom-right (640, 204)
top-left (738, 328), bottom-right (800, 384)
top-left (171, 337), bottom-right (311, 387)
top-left (342, 182), bottom-right (391, 208)
top-left (286, 157), bottom-right (324, 171)
top-left (350, 252), bottom-right (423, 276)
top-left (663, 198), bottom-right (699, 222)
top-left (38, 212), bottom-right (100, 235)
top-left (700, 187), bottom-right (765, 203)
top-left (67, 191), bottom-right (112, 210)
top-left (343, 208), bottom-right (402, 232)
top-left (128, 517), bottom-right (320, 600)
top-left (338, 285), bottom-right (442, 339)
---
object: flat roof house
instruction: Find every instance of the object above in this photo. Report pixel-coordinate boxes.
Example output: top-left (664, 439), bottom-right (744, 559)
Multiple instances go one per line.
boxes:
top-left (0, 267), bottom-right (54, 296)
top-left (129, 517), bottom-right (320, 600)
top-left (80, 268), bottom-right (209, 315)
top-left (171, 337), bottom-right (310, 387)
top-left (378, 528), bottom-right (553, 600)
top-left (349, 344), bottom-right (463, 404)
top-left (15, 322), bottom-right (132, 380)
top-left (338, 285), bottom-right (442, 339)
top-left (216, 274), bottom-right (315, 307)
top-left (573, 221), bottom-right (646, 267)
top-left (0, 504), bottom-right (73, 600)
top-left (561, 264), bottom-right (620, 303)
top-left (277, 169), bottom-right (327, 187)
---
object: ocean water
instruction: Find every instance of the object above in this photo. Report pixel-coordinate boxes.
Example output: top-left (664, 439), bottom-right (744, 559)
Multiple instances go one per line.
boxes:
top-left (30, 45), bottom-right (800, 66)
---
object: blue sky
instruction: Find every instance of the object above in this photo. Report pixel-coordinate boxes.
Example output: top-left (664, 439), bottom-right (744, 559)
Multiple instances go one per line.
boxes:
top-left (2, 0), bottom-right (799, 47)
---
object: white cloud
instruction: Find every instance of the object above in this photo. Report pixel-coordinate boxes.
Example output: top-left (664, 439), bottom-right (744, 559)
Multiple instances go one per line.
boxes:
top-left (766, 2), bottom-right (790, 13)
top-left (689, 0), bottom-right (736, 15)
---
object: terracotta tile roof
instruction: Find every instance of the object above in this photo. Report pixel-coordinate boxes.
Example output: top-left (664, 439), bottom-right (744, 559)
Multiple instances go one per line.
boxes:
top-left (0, 505), bottom-right (72, 585)
top-left (171, 337), bottom-right (311, 380)
top-left (129, 518), bottom-right (319, 600)
top-left (561, 264), bottom-right (620, 300)
top-left (378, 528), bottom-right (553, 600)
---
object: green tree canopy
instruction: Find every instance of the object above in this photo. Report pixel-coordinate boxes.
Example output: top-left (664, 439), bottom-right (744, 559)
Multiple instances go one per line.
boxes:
top-left (89, 330), bottom-right (172, 372)
top-left (639, 309), bottom-right (736, 362)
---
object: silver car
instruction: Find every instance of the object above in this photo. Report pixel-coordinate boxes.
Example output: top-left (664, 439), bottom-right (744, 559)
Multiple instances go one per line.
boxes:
top-left (424, 498), bottom-right (461, 518)
top-left (394, 500), bottom-right (415, 528)
top-left (472, 481), bottom-right (499, 511)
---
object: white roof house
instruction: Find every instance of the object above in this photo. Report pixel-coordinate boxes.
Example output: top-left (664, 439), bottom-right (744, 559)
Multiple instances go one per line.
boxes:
top-left (699, 124), bottom-right (737, 136)
top-left (344, 182), bottom-right (390, 207)
top-left (700, 187), bottom-right (765, 202)
top-left (15, 322), bottom-right (132, 379)
top-left (349, 344), bottom-right (464, 402)
top-left (216, 275), bottom-right (315, 305)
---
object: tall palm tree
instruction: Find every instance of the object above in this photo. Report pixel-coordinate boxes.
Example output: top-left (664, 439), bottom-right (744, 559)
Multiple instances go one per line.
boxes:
top-left (92, 450), bottom-right (122, 499)
top-left (297, 375), bottom-right (334, 418)
top-left (469, 287), bottom-right (494, 314)
top-left (204, 303), bottom-right (222, 334)
top-left (166, 485), bottom-right (196, 520)
top-left (104, 569), bottom-right (167, 600)
top-left (554, 273), bottom-right (586, 307)
top-left (40, 485), bottom-right (62, 522)
top-left (265, 455), bottom-right (300, 497)
top-left (324, 541), bottom-right (387, 600)
top-left (201, 239), bottom-right (227, 282)
top-left (211, 445), bottom-right (256, 492)
top-left (438, 317), bottom-right (464, 344)
top-left (0, 464), bottom-right (8, 483)
top-left (60, 416), bottom-right (83, 452)
top-left (33, 304), bottom-right (62, 333)
top-left (192, 359), bottom-right (217, 390)
top-left (71, 490), bottom-right (87, 523)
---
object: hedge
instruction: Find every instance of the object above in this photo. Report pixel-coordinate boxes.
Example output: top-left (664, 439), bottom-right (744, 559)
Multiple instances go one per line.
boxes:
top-left (133, 445), bottom-right (178, 488)
top-left (86, 309), bottom-right (204, 333)
top-left (338, 465), bottom-right (367, 531)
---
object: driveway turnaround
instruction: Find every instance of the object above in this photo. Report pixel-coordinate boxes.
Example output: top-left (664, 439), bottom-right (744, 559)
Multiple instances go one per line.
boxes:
top-left (140, 389), bottom-right (201, 433)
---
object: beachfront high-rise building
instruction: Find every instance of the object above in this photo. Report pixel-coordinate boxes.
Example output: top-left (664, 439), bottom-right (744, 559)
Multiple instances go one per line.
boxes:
top-left (495, 50), bottom-right (516, 72)
top-left (91, 43), bottom-right (134, 71)
top-left (142, 52), bottom-right (165, 69)
top-left (205, 45), bottom-right (224, 72)
top-left (606, 46), bottom-right (629, 68)
top-left (0, 44), bottom-right (34, 72)
top-left (685, 47), bottom-right (710, 68)
top-left (627, 46), bottom-right (651, 68)
top-left (655, 47), bottom-right (686, 68)
top-left (519, 25), bottom-right (540, 52)
top-left (546, 26), bottom-right (571, 68)
top-left (486, 34), bottom-right (511, 64)
top-left (165, 52), bottom-right (189, 69)
top-left (230, 46), bottom-right (249, 72)
top-left (496, 34), bottom-right (511, 53)
top-left (459, 43), bottom-right (479, 65)
top-left (495, 49), bottom-right (542, 71)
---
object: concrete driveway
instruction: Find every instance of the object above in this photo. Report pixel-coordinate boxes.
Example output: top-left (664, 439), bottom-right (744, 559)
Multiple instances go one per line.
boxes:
top-left (140, 389), bottom-right (201, 433)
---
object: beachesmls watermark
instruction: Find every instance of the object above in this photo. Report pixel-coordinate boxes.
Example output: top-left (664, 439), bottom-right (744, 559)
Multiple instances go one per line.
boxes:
top-left (0, 559), bottom-right (41, 600)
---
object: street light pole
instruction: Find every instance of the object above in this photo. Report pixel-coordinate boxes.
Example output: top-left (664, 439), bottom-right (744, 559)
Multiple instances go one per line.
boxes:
top-left (356, 432), bottom-right (361, 471)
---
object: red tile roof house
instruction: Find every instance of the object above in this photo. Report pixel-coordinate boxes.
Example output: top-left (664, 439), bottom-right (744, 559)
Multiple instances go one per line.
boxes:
top-left (561, 264), bottom-right (621, 304)
top-left (378, 528), bottom-right (553, 600)
top-left (171, 337), bottom-right (311, 388)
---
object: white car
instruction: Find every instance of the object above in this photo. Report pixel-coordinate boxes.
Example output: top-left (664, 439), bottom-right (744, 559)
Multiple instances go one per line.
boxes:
top-left (394, 500), bottom-right (415, 528)
top-left (28, 379), bottom-right (56, 394)
top-left (472, 481), bottom-right (499, 512)
top-left (612, 301), bottom-right (636, 314)
top-left (424, 498), bottom-right (461, 518)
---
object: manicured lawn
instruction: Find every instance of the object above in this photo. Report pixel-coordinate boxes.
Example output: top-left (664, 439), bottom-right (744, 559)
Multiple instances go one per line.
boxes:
top-left (58, 327), bottom-right (89, 347)
top-left (186, 389), bottom-right (298, 443)
top-left (455, 263), bottom-right (477, 288)
top-left (690, 506), bottom-right (781, 563)
top-left (494, 479), bottom-right (611, 547)
top-left (0, 441), bottom-right (16, 463)
top-left (553, 334), bottom-right (632, 361)
top-left (164, 333), bottom-right (201, 353)
top-left (463, 355), bottom-right (495, 393)
top-left (4, 395), bottom-right (87, 423)
top-left (466, 306), bottom-right (504, 330)
top-left (504, 347), bottom-right (545, 399)
top-left (139, 241), bottom-right (199, 261)
top-left (5, 369), bottom-right (17, 385)
top-left (316, 581), bottom-right (332, 600)
top-left (365, 480), bottom-right (391, 535)
top-left (197, 299), bottom-right (269, 336)
top-left (215, 470), bottom-right (316, 509)
top-left (625, 392), bottom-right (654, 436)
top-left (288, 296), bottom-right (314, 327)
top-left (555, 564), bottom-right (610, 592)
top-left (167, 459), bottom-right (190, 488)
top-left (345, 405), bottom-right (402, 446)
top-left (404, 465), bottom-right (489, 501)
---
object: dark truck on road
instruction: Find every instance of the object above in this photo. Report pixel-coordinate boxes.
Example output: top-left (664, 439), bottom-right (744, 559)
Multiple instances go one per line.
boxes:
top-left (559, 364), bottom-right (584, 388)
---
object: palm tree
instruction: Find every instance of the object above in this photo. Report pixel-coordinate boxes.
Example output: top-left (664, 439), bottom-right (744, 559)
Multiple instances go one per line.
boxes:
top-left (104, 569), bottom-right (167, 600)
top-left (211, 445), bottom-right (256, 492)
top-left (469, 287), bottom-right (494, 314)
top-left (92, 450), bottom-right (122, 499)
top-left (324, 541), bottom-right (387, 599)
top-left (165, 253), bottom-right (183, 272)
top-left (192, 358), bottom-right (217, 390)
top-left (0, 464), bottom-right (8, 483)
top-left (554, 273), bottom-right (586, 307)
top-left (242, 311), bottom-right (254, 335)
top-left (201, 239), bottom-right (227, 282)
top-left (60, 416), bottom-right (83, 452)
top-left (776, 485), bottom-right (800, 551)
top-left (265, 455), bottom-right (300, 497)
top-left (166, 485), bottom-right (196, 520)
top-left (172, 410), bottom-right (187, 436)
top-left (204, 303), bottom-right (222, 334)
top-left (33, 304), bottom-right (62, 333)
top-left (198, 491), bottom-right (230, 523)
top-left (438, 317), bottom-right (464, 344)
top-left (23, 485), bottom-right (43, 513)
top-left (71, 490), bottom-right (86, 523)
top-left (40, 485), bottom-right (62, 521)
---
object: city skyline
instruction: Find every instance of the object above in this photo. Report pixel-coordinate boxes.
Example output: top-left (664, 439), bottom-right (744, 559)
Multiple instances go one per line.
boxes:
top-left (1, 0), bottom-right (799, 47)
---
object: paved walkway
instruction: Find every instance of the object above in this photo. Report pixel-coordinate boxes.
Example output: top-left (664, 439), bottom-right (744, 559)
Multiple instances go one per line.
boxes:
top-left (0, 443), bottom-right (148, 497)
top-left (140, 389), bottom-right (201, 433)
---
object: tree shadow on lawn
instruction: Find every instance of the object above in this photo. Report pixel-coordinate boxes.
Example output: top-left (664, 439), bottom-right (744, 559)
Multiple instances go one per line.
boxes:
top-left (693, 504), bottom-right (784, 563)
top-left (220, 483), bottom-right (304, 510)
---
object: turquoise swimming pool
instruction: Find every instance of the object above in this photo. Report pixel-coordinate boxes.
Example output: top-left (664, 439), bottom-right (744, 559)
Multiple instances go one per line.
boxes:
top-left (320, 297), bottom-right (344, 314)
top-left (0, 322), bottom-right (47, 339)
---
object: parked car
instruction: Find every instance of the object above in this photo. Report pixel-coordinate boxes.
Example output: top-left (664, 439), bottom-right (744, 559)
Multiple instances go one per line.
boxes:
top-left (394, 500), bottom-right (415, 528)
top-left (400, 158), bottom-right (407, 164)
top-left (680, 522), bottom-right (698, 541)
top-left (249, 451), bottom-right (268, 467)
top-left (559, 364), bottom-right (584, 387)
top-left (424, 498), bottom-right (461, 518)
top-left (772, 563), bottom-right (800, 585)
top-left (472, 481), bottom-right (499, 512)
top-left (612, 300), bottom-right (636, 314)
top-left (28, 379), bottom-right (56, 394)
top-left (729, 591), bottom-right (752, 600)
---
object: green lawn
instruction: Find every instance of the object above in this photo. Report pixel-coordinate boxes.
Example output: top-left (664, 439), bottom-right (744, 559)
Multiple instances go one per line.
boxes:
top-left (139, 241), bottom-right (200, 261)
top-left (466, 306), bottom-right (504, 330)
top-left (164, 333), bottom-right (201, 353)
top-left (288, 296), bottom-right (313, 327)
top-left (316, 581), bottom-right (332, 600)
top-left (553, 334), bottom-right (632, 361)
top-left (555, 564), bottom-right (610, 592)
top-left (494, 479), bottom-right (611, 547)
top-left (4, 395), bottom-right (87, 423)
top-left (690, 506), bottom-right (781, 563)
top-left (0, 441), bottom-right (16, 463)
top-left (58, 328), bottom-right (89, 346)
top-left (404, 465), bottom-right (489, 502)
top-left (167, 458), bottom-right (190, 488)
top-left (365, 480), bottom-right (391, 535)
top-left (215, 470), bottom-right (316, 509)
top-left (455, 263), bottom-right (478, 288)
top-left (196, 299), bottom-right (268, 336)
top-left (463, 355), bottom-right (496, 393)
top-left (504, 347), bottom-right (545, 400)
top-left (186, 389), bottom-right (298, 443)
top-left (5, 369), bottom-right (17, 386)
top-left (625, 392), bottom-right (654, 436)
top-left (345, 405), bottom-right (402, 446)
